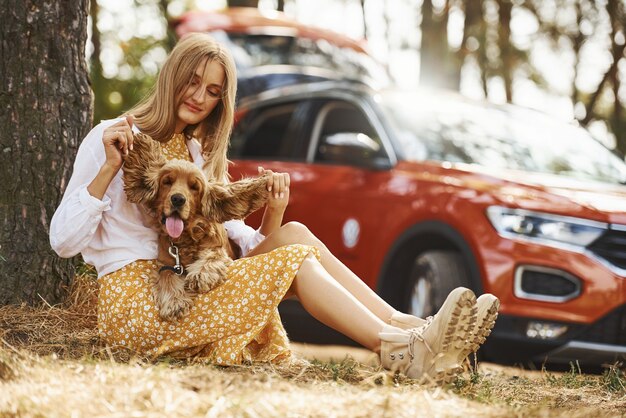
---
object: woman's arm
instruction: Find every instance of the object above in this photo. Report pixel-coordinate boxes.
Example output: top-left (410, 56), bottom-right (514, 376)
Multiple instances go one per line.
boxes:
top-left (49, 117), bottom-right (135, 257)
top-left (87, 116), bottom-right (135, 199)
top-left (223, 168), bottom-right (290, 256)
top-left (259, 206), bottom-right (286, 236)
top-left (258, 167), bottom-right (290, 236)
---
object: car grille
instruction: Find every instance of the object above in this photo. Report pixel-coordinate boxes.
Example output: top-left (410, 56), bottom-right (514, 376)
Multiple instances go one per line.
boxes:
top-left (587, 226), bottom-right (626, 270)
top-left (575, 304), bottom-right (626, 346)
top-left (519, 269), bottom-right (579, 297)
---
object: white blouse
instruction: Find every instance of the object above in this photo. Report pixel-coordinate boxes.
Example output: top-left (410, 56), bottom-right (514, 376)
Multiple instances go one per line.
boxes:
top-left (49, 118), bottom-right (265, 277)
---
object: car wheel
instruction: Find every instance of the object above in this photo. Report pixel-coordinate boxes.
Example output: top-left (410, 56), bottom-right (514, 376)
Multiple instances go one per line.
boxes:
top-left (404, 250), bottom-right (470, 318)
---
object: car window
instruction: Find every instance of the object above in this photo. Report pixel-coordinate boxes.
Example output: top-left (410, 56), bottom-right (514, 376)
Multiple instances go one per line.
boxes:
top-left (230, 102), bottom-right (304, 160)
top-left (312, 101), bottom-right (389, 167)
top-left (381, 91), bottom-right (626, 184)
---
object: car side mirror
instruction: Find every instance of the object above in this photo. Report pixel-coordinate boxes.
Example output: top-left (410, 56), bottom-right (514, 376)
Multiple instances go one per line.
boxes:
top-left (317, 132), bottom-right (392, 170)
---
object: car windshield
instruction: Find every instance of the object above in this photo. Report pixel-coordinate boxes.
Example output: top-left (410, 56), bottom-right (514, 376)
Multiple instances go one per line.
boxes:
top-left (210, 31), bottom-right (390, 87)
top-left (380, 91), bottom-right (626, 185)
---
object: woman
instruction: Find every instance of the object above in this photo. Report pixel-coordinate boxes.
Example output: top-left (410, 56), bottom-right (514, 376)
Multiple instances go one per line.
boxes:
top-left (50, 33), bottom-right (497, 381)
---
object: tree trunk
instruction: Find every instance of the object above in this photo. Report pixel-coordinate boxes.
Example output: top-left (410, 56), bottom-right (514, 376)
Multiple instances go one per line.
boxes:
top-left (497, 0), bottom-right (513, 102)
top-left (582, 0), bottom-right (625, 126)
top-left (0, 0), bottom-right (92, 305)
top-left (90, 0), bottom-right (108, 127)
top-left (460, 0), bottom-right (487, 95)
top-left (420, 0), bottom-right (458, 89)
top-left (227, 0), bottom-right (259, 7)
top-left (570, 1), bottom-right (584, 107)
top-left (609, 0), bottom-right (625, 155)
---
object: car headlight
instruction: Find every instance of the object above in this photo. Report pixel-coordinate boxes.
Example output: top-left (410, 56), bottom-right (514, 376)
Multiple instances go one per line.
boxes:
top-left (486, 206), bottom-right (607, 248)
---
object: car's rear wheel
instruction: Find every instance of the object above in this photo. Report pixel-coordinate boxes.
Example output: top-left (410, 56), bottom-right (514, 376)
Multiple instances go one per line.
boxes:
top-left (404, 250), bottom-right (470, 318)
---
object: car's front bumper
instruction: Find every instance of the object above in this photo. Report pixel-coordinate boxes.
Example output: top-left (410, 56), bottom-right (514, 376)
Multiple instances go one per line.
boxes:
top-left (484, 307), bottom-right (626, 366)
top-left (544, 341), bottom-right (626, 364)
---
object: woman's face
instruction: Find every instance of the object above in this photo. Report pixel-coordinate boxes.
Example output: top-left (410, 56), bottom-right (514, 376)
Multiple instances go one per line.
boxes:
top-left (175, 58), bottom-right (225, 133)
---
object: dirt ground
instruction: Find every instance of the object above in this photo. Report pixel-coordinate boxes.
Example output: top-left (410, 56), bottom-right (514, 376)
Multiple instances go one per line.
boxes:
top-left (1, 340), bottom-right (625, 417)
top-left (0, 278), bottom-right (624, 417)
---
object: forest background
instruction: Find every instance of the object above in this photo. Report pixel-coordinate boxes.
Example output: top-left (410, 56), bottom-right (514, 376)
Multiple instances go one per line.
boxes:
top-left (92, 0), bottom-right (626, 158)
top-left (2, 0), bottom-right (626, 304)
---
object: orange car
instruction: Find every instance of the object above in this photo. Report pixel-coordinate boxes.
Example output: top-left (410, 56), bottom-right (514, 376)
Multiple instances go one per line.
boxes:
top-left (176, 9), bottom-right (626, 366)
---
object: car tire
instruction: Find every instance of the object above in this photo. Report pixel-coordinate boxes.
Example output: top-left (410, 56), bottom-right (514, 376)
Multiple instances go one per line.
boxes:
top-left (404, 250), bottom-right (470, 318)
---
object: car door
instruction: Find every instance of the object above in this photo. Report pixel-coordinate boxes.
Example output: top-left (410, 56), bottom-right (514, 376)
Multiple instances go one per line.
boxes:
top-left (229, 95), bottom-right (395, 288)
top-left (228, 98), bottom-right (315, 228)
top-left (291, 98), bottom-right (396, 286)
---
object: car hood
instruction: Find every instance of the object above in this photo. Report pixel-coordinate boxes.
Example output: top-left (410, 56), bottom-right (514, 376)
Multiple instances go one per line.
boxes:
top-left (398, 161), bottom-right (626, 223)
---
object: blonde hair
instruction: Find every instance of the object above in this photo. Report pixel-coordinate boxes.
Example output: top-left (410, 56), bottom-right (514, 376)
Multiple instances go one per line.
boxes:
top-left (127, 32), bottom-right (237, 180)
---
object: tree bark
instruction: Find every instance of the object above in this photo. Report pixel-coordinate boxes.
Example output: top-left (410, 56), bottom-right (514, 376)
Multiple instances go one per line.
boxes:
top-left (90, 0), bottom-right (108, 127)
top-left (0, 0), bottom-right (92, 305)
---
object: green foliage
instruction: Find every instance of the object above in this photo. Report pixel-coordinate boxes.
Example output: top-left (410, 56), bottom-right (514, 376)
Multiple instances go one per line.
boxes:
top-left (90, 0), bottom-right (174, 123)
top-left (542, 361), bottom-right (592, 389)
top-left (452, 371), bottom-right (495, 404)
top-left (601, 363), bottom-right (626, 393)
top-left (91, 38), bottom-right (165, 122)
top-left (74, 259), bottom-right (97, 278)
top-left (309, 357), bottom-right (360, 382)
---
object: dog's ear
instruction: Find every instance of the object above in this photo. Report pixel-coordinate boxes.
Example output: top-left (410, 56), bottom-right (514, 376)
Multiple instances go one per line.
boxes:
top-left (122, 133), bottom-right (166, 204)
top-left (202, 175), bottom-right (269, 223)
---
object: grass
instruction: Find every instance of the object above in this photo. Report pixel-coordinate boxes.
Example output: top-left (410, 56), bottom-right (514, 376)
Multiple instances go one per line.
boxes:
top-left (0, 275), bottom-right (625, 417)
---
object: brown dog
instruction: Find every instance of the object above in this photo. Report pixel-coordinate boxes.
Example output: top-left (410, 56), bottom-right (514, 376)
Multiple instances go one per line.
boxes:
top-left (122, 133), bottom-right (269, 321)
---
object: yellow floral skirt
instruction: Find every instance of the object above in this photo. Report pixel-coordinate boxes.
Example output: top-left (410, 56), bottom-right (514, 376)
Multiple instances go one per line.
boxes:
top-left (97, 244), bottom-right (319, 365)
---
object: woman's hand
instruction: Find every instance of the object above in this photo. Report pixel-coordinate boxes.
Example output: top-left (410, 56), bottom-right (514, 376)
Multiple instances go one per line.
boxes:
top-left (102, 115), bottom-right (135, 171)
top-left (258, 166), bottom-right (290, 211)
top-left (87, 115), bottom-right (135, 201)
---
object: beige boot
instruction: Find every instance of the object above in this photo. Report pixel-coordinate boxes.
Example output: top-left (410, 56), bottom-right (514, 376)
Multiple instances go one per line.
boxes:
top-left (459, 294), bottom-right (499, 360)
top-left (379, 287), bottom-right (476, 382)
top-left (390, 293), bottom-right (499, 363)
top-left (389, 310), bottom-right (426, 329)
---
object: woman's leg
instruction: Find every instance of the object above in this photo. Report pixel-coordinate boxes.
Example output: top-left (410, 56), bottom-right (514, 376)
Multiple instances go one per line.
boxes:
top-left (247, 222), bottom-right (398, 323)
top-left (289, 253), bottom-right (478, 381)
top-left (291, 253), bottom-right (386, 351)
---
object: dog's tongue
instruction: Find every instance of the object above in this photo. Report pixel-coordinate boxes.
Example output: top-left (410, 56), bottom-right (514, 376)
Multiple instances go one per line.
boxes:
top-left (165, 215), bottom-right (184, 239)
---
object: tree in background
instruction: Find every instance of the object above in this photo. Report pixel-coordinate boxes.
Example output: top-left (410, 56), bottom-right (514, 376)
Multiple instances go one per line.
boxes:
top-left (419, 0), bottom-right (459, 89)
top-left (417, 0), bottom-right (626, 156)
top-left (90, 0), bottom-right (179, 123)
top-left (579, 0), bottom-right (626, 155)
top-left (0, 0), bottom-right (92, 304)
top-left (90, 0), bottom-right (626, 156)
top-left (419, 0), bottom-right (536, 100)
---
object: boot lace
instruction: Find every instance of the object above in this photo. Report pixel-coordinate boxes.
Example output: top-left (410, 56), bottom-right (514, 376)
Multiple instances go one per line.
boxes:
top-left (407, 316), bottom-right (434, 361)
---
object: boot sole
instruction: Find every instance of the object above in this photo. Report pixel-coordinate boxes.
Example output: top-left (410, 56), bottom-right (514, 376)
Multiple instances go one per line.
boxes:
top-left (418, 365), bottom-right (463, 385)
top-left (430, 288), bottom-right (477, 372)
top-left (426, 364), bottom-right (464, 385)
top-left (460, 296), bottom-right (500, 361)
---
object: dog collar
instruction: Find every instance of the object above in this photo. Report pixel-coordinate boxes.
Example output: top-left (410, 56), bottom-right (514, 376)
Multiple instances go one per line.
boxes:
top-left (159, 243), bottom-right (184, 276)
top-left (159, 264), bottom-right (184, 275)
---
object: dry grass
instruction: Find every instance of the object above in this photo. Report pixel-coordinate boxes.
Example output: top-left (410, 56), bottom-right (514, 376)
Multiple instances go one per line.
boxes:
top-left (0, 274), bottom-right (625, 417)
